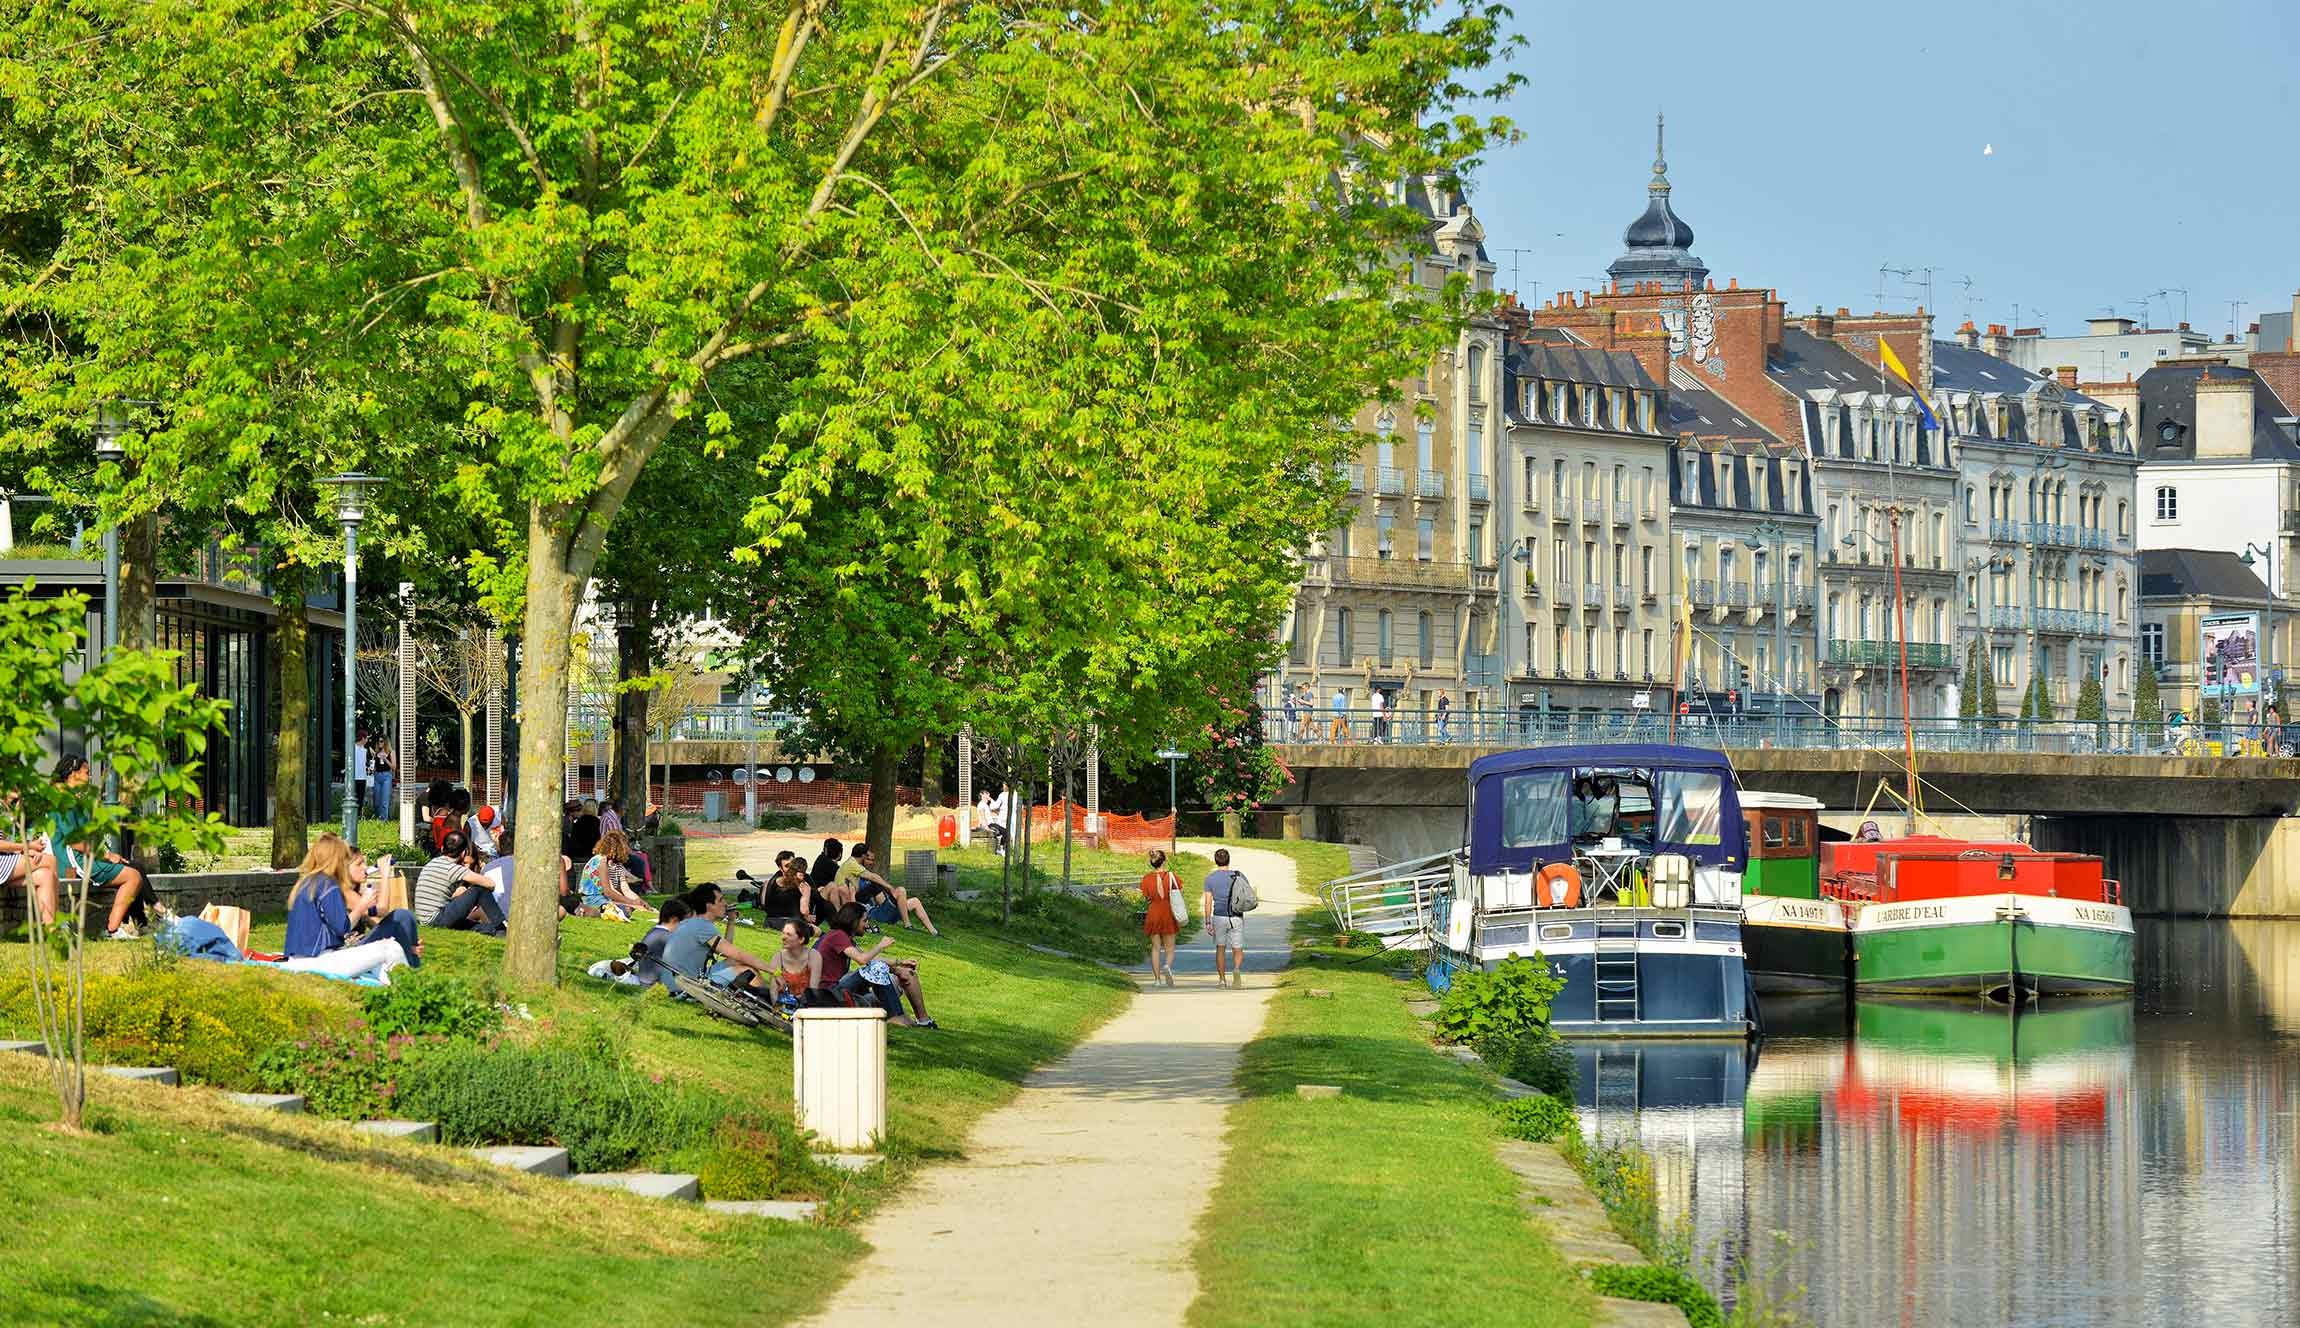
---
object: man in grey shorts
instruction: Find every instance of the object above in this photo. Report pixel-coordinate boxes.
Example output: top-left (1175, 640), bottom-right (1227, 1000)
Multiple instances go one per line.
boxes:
top-left (1200, 848), bottom-right (1246, 988)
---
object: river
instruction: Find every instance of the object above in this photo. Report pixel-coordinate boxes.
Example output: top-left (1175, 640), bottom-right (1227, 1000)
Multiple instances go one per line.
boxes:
top-left (1569, 920), bottom-right (2300, 1327)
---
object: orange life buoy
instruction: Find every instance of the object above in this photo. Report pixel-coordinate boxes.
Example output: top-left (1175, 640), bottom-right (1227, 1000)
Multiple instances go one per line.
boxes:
top-left (1536, 862), bottom-right (1583, 909)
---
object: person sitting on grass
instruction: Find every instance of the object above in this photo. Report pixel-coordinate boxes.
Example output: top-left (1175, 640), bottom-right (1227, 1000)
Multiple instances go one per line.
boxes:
top-left (836, 844), bottom-right (940, 935)
top-left (413, 831), bottom-right (507, 935)
top-left (816, 902), bottom-right (936, 1028)
top-left (578, 829), bottom-right (652, 920)
top-left (768, 919), bottom-right (822, 1010)
top-left (662, 882), bottom-right (771, 995)
top-left (283, 834), bottom-right (419, 983)
top-left (594, 895), bottom-right (693, 987)
top-left (760, 853), bottom-right (813, 922)
top-left (45, 753), bottom-right (151, 939)
top-left (807, 837), bottom-right (845, 892)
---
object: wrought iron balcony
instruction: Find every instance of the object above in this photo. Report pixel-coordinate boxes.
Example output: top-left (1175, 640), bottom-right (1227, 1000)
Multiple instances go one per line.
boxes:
top-left (1375, 465), bottom-right (1406, 496)
top-left (1690, 579), bottom-right (1719, 607)
top-left (1339, 463), bottom-right (1364, 492)
top-left (1828, 640), bottom-right (1954, 669)
top-left (1416, 468), bottom-right (1447, 499)
top-left (1989, 519), bottom-right (2022, 544)
top-left (1612, 502), bottom-right (1634, 526)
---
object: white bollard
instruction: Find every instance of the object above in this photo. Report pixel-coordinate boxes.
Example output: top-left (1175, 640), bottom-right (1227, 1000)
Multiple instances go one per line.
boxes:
top-left (793, 1007), bottom-right (887, 1151)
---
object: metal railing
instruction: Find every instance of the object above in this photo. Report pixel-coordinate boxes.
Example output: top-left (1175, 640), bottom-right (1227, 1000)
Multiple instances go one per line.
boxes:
top-left (1315, 555), bottom-right (1477, 591)
top-left (1613, 501), bottom-right (1634, 525)
top-left (1417, 468), bottom-right (1447, 499)
top-left (1989, 519), bottom-right (2022, 544)
top-left (2027, 522), bottom-right (2079, 549)
top-left (1375, 465), bottom-right (1407, 495)
top-left (2033, 607), bottom-right (2108, 636)
top-left (1989, 606), bottom-right (2023, 630)
top-left (1582, 498), bottom-right (1604, 521)
top-left (1338, 462), bottom-right (1364, 492)
top-left (1828, 640), bottom-right (1954, 669)
top-left (2079, 528), bottom-right (2110, 550)
top-left (1611, 581), bottom-right (1632, 607)
top-left (1467, 474), bottom-right (1490, 502)
top-left (1318, 849), bottom-right (1455, 949)
top-left (1690, 578), bottom-right (1719, 607)
top-left (1261, 708), bottom-right (2263, 758)
top-left (1723, 582), bottom-right (1752, 608)
top-left (1581, 581), bottom-right (1604, 606)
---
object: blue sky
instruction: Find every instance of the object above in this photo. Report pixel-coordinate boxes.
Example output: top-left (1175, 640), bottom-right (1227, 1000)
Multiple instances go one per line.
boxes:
top-left (1470, 0), bottom-right (2300, 343)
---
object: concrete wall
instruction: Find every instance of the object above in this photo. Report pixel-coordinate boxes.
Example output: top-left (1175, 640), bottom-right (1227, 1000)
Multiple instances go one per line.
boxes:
top-left (2036, 815), bottom-right (2300, 917)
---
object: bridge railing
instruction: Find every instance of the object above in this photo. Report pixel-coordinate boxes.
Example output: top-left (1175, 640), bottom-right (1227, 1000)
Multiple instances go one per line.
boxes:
top-left (1263, 708), bottom-right (2284, 758)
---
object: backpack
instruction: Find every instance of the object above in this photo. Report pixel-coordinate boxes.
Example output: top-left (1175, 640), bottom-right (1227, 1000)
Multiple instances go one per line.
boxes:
top-left (1227, 871), bottom-right (1259, 914)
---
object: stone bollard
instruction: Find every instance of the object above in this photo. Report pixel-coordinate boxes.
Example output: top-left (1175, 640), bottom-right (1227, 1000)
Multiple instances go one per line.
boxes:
top-left (793, 1007), bottom-right (887, 1151)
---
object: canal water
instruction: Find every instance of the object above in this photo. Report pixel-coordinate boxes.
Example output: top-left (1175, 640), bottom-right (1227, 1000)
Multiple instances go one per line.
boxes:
top-left (1569, 920), bottom-right (2300, 1327)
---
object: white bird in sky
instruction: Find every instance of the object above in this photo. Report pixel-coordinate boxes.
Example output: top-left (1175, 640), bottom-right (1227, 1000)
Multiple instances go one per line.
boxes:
top-left (1983, 143), bottom-right (1995, 156)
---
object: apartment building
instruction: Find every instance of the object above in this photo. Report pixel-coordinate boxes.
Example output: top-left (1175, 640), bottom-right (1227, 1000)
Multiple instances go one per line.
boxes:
top-left (1665, 378), bottom-right (1820, 714)
top-left (1496, 331), bottom-right (1674, 718)
top-left (1275, 180), bottom-right (1504, 731)
top-left (1932, 331), bottom-right (2140, 718)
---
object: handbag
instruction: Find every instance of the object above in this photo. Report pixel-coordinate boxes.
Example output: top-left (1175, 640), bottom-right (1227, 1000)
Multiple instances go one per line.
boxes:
top-left (199, 904), bottom-right (253, 953)
top-left (1161, 872), bottom-right (1186, 924)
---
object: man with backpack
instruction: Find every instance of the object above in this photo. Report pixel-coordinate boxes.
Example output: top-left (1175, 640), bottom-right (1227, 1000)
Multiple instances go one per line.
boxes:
top-left (1199, 847), bottom-right (1256, 987)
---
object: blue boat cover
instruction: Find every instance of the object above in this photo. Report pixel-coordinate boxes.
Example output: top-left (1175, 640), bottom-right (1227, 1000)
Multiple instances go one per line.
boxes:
top-left (1465, 744), bottom-right (1746, 875)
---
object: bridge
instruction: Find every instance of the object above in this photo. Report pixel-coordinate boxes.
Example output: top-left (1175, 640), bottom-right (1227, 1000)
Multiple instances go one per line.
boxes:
top-left (1264, 730), bottom-right (2300, 918)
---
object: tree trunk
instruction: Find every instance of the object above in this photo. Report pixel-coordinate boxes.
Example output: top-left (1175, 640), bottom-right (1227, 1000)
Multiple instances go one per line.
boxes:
top-left (865, 740), bottom-right (901, 870)
top-left (503, 528), bottom-right (587, 990)
top-left (119, 516), bottom-right (158, 653)
top-left (270, 573), bottom-right (310, 868)
top-left (612, 602), bottom-right (655, 818)
top-left (458, 707), bottom-right (476, 789)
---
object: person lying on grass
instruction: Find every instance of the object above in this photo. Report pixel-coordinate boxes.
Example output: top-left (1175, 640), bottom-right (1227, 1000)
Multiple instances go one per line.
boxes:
top-left (413, 832), bottom-right (508, 936)
top-left (817, 902), bottom-right (937, 1028)
top-left (283, 834), bottom-right (420, 984)
top-left (576, 829), bottom-right (653, 920)
top-left (662, 882), bottom-right (772, 995)
top-left (835, 845), bottom-right (940, 935)
top-left (769, 919), bottom-right (823, 1010)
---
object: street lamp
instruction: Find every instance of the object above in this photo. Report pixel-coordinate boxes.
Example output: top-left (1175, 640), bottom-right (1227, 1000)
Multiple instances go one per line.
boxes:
top-left (2242, 541), bottom-right (2277, 708)
top-left (1156, 745), bottom-right (1187, 856)
top-left (92, 401), bottom-right (153, 802)
top-left (323, 474), bottom-right (387, 846)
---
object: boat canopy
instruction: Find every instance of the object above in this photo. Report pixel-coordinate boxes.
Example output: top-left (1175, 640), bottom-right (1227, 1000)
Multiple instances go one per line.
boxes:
top-left (1466, 744), bottom-right (1747, 875)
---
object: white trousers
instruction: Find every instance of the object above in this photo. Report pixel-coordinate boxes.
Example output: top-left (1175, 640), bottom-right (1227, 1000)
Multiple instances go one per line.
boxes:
top-left (282, 939), bottom-right (410, 984)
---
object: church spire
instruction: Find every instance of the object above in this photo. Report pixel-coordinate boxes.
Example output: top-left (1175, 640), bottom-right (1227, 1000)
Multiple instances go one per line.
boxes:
top-left (1651, 112), bottom-right (1669, 194)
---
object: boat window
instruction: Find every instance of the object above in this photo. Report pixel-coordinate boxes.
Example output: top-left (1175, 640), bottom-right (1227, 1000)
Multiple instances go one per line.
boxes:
top-left (1568, 767), bottom-right (1654, 847)
top-left (1650, 921), bottom-right (1685, 939)
top-left (1761, 816), bottom-right (1786, 849)
top-left (1540, 923), bottom-right (1574, 942)
top-left (1656, 771), bottom-right (1726, 847)
top-left (1786, 817), bottom-right (1808, 849)
top-left (1501, 770), bottom-right (1570, 847)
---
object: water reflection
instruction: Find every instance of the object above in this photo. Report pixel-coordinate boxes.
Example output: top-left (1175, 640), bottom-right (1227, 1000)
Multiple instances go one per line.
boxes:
top-left (1571, 921), bottom-right (2300, 1328)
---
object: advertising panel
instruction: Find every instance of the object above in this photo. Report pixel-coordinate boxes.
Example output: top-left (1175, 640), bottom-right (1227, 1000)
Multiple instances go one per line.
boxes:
top-left (2201, 612), bottom-right (2261, 698)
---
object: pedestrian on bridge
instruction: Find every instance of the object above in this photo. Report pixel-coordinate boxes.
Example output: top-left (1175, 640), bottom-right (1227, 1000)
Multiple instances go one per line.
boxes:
top-left (1327, 689), bottom-right (1350, 745)
top-left (1436, 691), bottom-right (1452, 743)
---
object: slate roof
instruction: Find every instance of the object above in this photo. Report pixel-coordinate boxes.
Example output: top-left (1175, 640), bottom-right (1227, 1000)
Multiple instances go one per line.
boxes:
top-left (1668, 378), bottom-right (1780, 451)
top-left (1931, 339), bottom-right (2109, 411)
top-left (1769, 327), bottom-right (1890, 396)
top-left (1668, 375), bottom-right (1809, 514)
top-left (1514, 343), bottom-right (1656, 391)
top-left (2134, 364), bottom-right (2300, 461)
top-left (2140, 548), bottom-right (2270, 602)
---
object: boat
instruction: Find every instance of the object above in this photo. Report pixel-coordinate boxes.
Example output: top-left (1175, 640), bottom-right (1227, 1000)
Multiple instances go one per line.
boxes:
top-left (1429, 744), bottom-right (1755, 1039)
top-left (1737, 792), bottom-right (1850, 992)
top-left (1826, 836), bottom-right (2134, 1000)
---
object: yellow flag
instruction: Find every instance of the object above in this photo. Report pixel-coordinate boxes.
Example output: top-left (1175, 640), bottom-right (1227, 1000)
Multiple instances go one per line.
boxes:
top-left (1877, 338), bottom-right (1917, 389)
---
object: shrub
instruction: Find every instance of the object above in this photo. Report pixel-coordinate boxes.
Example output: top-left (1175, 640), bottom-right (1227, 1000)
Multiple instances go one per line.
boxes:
top-left (1504, 1032), bottom-right (1577, 1097)
top-left (388, 1032), bottom-right (719, 1173)
top-left (253, 1025), bottom-right (448, 1119)
top-left (1587, 1263), bottom-right (1722, 1328)
top-left (1434, 955), bottom-right (1563, 1049)
top-left (0, 960), bottom-right (350, 1090)
top-left (689, 1116), bottom-right (834, 1201)
top-left (358, 968), bottom-right (500, 1042)
top-left (1562, 1127), bottom-right (1663, 1257)
top-left (753, 811), bottom-right (808, 832)
top-left (1492, 1093), bottom-right (1577, 1142)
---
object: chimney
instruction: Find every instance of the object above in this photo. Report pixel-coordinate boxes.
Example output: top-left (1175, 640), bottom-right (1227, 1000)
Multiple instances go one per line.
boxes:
top-left (1803, 306), bottom-right (1836, 341)
top-left (2291, 291), bottom-right (2300, 352)
top-left (1957, 319), bottom-right (1980, 349)
top-left (1836, 307), bottom-right (1850, 318)
top-left (2055, 366), bottom-right (2078, 388)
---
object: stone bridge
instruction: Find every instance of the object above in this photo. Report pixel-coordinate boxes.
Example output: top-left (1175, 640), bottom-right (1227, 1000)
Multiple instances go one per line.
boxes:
top-left (1268, 742), bottom-right (2300, 917)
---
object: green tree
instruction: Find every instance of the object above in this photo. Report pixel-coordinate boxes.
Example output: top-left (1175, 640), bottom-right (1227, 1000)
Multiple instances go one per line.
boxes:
top-left (11, 0), bottom-right (1514, 988)
top-left (0, 585), bottom-right (226, 1130)
top-left (1976, 644), bottom-right (2000, 720)
top-left (1959, 642), bottom-right (1980, 720)
top-left (2075, 673), bottom-right (2106, 743)
top-left (2027, 672), bottom-right (2055, 722)
top-left (2201, 694), bottom-right (2223, 727)
top-left (2133, 657), bottom-right (2164, 729)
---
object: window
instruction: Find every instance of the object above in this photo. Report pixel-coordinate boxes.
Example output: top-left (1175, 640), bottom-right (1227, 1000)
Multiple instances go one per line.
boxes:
top-left (1583, 630), bottom-right (1597, 675)
top-left (1614, 627), bottom-right (1627, 675)
top-left (1964, 485), bottom-right (1976, 524)
top-left (1377, 610), bottom-right (1394, 666)
top-left (1642, 630), bottom-right (1655, 676)
top-left (1288, 616), bottom-right (1308, 665)
top-left (2117, 500), bottom-right (2128, 536)
top-left (1641, 546), bottom-right (1655, 595)
top-left (2141, 623), bottom-right (2165, 668)
top-left (1584, 540), bottom-right (1598, 581)
top-left (1334, 523), bottom-right (1352, 558)
top-left (1931, 513), bottom-right (1946, 562)
top-left (1656, 771), bottom-right (1726, 847)
top-left (1501, 770), bottom-right (1570, 848)
top-left (2116, 583), bottom-right (2127, 622)
top-left (1375, 411), bottom-right (1395, 470)
top-left (1524, 624), bottom-right (1538, 673)
top-left (1613, 464), bottom-right (1627, 505)
top-left (1376, 513), bottom-right (1395, 557)
top-left (1416, 517), bottom-right (1435, 561)
top-left (1467, 423), bottom-right (1485, 479)
top-left (1334, 607), bottom-right (1353, 666)
top-left (1553, 458), bottom-right (1568, 500)
top-left (1523, 456), bottom-right (1538, 502)
top-left (1993, 645), bottom-right (2014, 681)
top-left (1612, 543), bottom-right (1627, 585)
top-left (1788, 642), bottom-right (1804, 688)
top-left (1467, 344), bottom-right (1486, 402)
top-left (1554, 538), bottom-right (1569, 582)
top-left (1468, 518), bottom-right (1485, 565)
top-left (1416, 417), bottom-right (1434, 473)
top-left (1418, 611), bottom-right (1434, 668)
top-left (2155, 486), bottom-right (2177, 521)
top-left (1642, 466), bottom-right (1657, 512)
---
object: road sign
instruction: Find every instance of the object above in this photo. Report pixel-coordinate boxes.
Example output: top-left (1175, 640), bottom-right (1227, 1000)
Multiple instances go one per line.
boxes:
top-left (1632, 692), bottom-right (1652, 710)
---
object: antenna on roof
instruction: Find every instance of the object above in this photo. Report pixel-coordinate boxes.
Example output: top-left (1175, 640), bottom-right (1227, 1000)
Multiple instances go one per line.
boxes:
top-left (2227, 298), bottom-right (2247, 341)
top-left (1876, 264), bottom-right (1911, 309)
top-left (1954, 275), bottom-right (1983, 323)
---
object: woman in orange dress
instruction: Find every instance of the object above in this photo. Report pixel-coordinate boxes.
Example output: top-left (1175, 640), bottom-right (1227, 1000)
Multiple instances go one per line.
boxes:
top-left (1140, 849), bottom-right (1184, 987)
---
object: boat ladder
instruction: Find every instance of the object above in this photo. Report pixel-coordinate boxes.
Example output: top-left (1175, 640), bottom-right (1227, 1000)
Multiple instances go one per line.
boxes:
top-left (1594, 920), bottom-right (1639, 1023)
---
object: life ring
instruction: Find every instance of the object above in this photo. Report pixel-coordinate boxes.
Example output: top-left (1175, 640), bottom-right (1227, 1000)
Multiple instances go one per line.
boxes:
top-left (1536, 862), bottom-right (1583, 909)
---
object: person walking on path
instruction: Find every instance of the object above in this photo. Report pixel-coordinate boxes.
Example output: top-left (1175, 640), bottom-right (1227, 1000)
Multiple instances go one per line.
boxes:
top-left (1327, 687), bottom-right (1350, 744)
top-left (1139, 849), bottom-right (1185, 986)
top-left (1200, 848), bottom-right (1248, 988)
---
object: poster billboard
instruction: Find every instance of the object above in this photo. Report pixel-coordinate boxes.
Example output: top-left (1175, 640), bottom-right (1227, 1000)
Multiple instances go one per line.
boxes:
top-left (2201, 612), bottom-right (2261, 698)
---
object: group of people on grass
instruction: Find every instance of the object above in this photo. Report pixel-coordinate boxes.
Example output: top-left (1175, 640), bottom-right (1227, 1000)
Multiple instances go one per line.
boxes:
top-left (1, 754), bottom-right (155, 940)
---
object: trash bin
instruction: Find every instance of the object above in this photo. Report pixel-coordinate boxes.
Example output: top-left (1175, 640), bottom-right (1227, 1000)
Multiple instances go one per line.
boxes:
top-left (702, 790), bottom-right (726, 822)
top-left (793, 1007), bottom-right (886, 1151)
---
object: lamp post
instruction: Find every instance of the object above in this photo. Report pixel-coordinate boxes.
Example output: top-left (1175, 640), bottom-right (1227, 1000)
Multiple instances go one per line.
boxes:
top-left (2243, 541), bottom-right (2277, 710)
top-left (91, 401), bottom-right (152, 803)
top-left (323, 474), bottom-right (387, 846)
top-left (1156, 745), bottom-right (1187, 856)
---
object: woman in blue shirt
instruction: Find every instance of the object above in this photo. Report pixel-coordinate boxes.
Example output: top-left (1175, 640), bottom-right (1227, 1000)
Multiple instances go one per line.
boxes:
top-left (283, 833), bottom-right (421, 983)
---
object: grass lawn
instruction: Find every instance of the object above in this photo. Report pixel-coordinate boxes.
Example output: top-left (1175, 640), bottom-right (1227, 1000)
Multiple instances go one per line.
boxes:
top-left (0, 1059), bottom-right (861, 1327)
top-left (1185, 914), bottom-right (1595, 1328)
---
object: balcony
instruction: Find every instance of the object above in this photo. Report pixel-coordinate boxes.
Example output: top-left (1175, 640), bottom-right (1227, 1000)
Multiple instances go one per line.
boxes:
top-left (1612, 501), bottom-right (1634, 526)
top-left (2033, 607), bottom-right (2110, 636)
top-left (1690, 578), bottom-right (1719, 608)
top-left (1989, 605), bottom-right (2023, 630)
top-left (1315, 555), bottom-right (1478, 591)
top-left (1417, 468), bottom-right (1447, 499)
top-left (1520, 484), bottom-right (1538, 513)
top-left (1339, 463), bottom-right (1364, 492)
top-left (2078, 527), bottom-right (2110, 551)
top-left (1520, 572), bottom-right (1541, 601)
top-left (1989, 519), bottom-right (2021, 544)
top-left (1467, 473), bottom-right (1489, 502)
top-left (1723, 583), bottom-right (1752, 608)
top-left (1828, 640), bottom-right (1955, 670)
top-left (2025, 522), bottom-right (2078, 549)
top-left (1783, 585), bottom-right (1816, 612)
top-left (1579, 581), bottom-right (1604, 607)
top-left (1581, 498), bottom-right (1603, 522)
top-left (1470, 566), bottom-right (1499, 593)
top-left (1374, 465), bottom-right (1406, 496)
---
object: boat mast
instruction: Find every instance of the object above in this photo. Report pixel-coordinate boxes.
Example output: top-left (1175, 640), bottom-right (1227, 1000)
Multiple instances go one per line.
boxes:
top-left (1878, 339), bottom-right (1920, 833)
